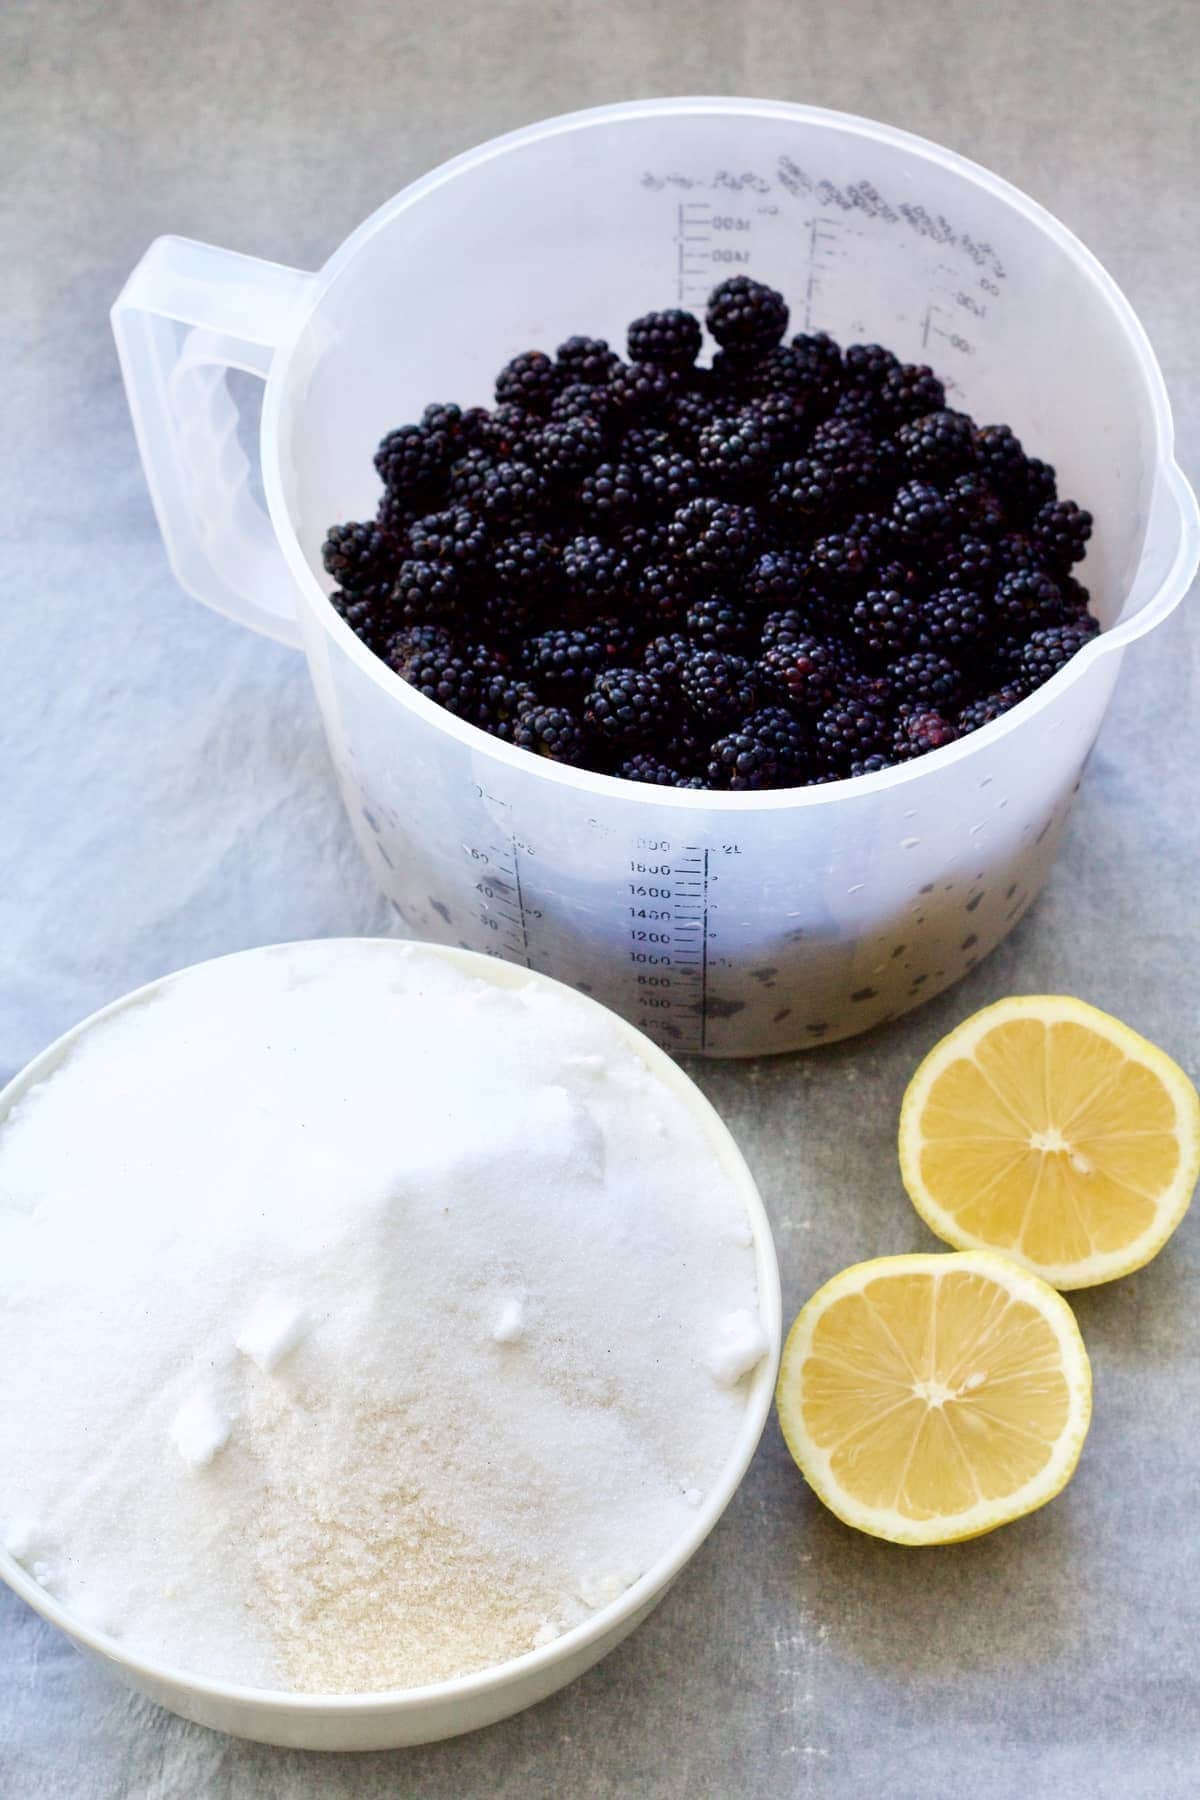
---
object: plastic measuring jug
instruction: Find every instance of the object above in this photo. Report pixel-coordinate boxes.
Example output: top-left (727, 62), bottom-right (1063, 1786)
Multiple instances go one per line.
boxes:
top-left (112, 98), bottom-right (1198, 1057)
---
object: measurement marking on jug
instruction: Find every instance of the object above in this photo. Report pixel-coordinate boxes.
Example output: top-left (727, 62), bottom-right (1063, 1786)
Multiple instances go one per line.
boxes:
top-left (804, 216), bottom-right (848, 330)
top-left (675, 202), bottom-right (757, 303)
top-left (463, 834), bottom-right (532, 968)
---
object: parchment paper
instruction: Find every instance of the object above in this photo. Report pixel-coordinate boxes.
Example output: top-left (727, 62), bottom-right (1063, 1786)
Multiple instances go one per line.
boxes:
top-left (2, 2), bottom-right (1197, 1793)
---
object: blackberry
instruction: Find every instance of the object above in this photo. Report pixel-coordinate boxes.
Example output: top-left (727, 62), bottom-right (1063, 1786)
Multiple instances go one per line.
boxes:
top-left (386, 621), bottom-right (453, 670)
top-left (1059, 574), bottom-right (1096, 623)
top-left (376, 488), bottom-right (424, 537)
top-left (666, 497), bottom-right (761, 582)
top-left (513, 702), bottom-right (588, 764)
top-left (1031, 499), bottom-right (1093, 571)
top-left (666, 385), bottom-right (721, 448)
top-left (549, 381), bottom-right (616, 431)
top-left (639, 450), bottom-right (704, 517)
top-left (408, 507), bottom-right (490, 580)
top-left (1012, 457), bottom-right (1058, 523)
top-left (974, 425), bottom-right (1056, 518)
top-left (993, 567), bottom-right (1064, 632)
top-left (481, 673), bottom-right (540, 742)
top-left (769, 454), bottom-right (845, 527)
top-left (446, 446), bottom-right (498, 509)
top-left (844, 587), bottom-right (920, 662)
top-left (577, 460), bottom-right (643, 528)
top-left (374, 422), bottom-right (453, 495)
top-left (523, 618), bottom-right (636, 695)
top-left (476, 402), bottom-right (537, 458)
top-left (893, 708), bottom-right (960, 761)
top-left (707, 707), bottom-right (809, 790)
top-left (740, 386), bottom-right (809, 451)
top-left (759, 607), bottom-right (814, 652)
top-left (562, 533), bottom-right (634, 610)
top-left (1020, 620), bottom-right (1099, 686)
top-left (620, 423), bottom-right (675, 463)
top-left (475, 460), bottom-right (547, 524)
top-left (618, 752), bottom-right (699, 788)
top-left (915, 586), bottom-right (991, 655)
top-left (685, 595), bottom-right (755, 651)
top-left (849, 753), bottom-right (895, 777)
top-left (829, 384), bottom-right (887, 433)
top-left (993, 531), bottom-right (1049, 579)
top-left (529, 415), bottom-right (606, 483)
top-left (709, 347), bottom-right (764, 401)
top-left (494, 350), bottom-right (560, 414)
top-left (939, 533), bottom-right (999, 594)
top-left (972, 422), bottom-right (1025, 487)
top-left (390, 557), bottom-right (461, 626)
top-left (991, 628), bottom-right (1035, 675)
top-left (678, 648), bottom-right (758, 725)
top-left (489, 528), bottom-right (562, 611)
top-left (706, 276), bottom-right (789, 355)
top-left (607, 360), bottom-right (677, 419)
top-left (879, 363), bottom-right (946, 424)
top-left (696, 411), bottom-right (777, 493)
top-left (554, 335), bottom-right (621, 387)
top-left (947, 472), bottom-right (1006, 539)
top-left (661, 720), bottom-right (705, 776)
top-left (420, 402), bottom-right (466, 443)
top-left (617, 520), bottom-right (668, 572)
top-left (330, 584), bottom-right (389, 650)
top-left (757, 635), bottom-right (852, 712)
top-left (843, 343), bottom-right (900, 389)
top-left (716, 345), bottom-right (808, 408)
top-left (771, 424), bottom-right (883, 525)
top-left (457, 406), bottom-right (494, 448)
top-left (742, 549), bottom-right (807, 614)
top-left (895, 409), bottom-right (977, 481)
top-left (790, 330), bottom-right (845, 402)
top-left (812, 694), bottom-right (892, 771)
top-left (806, 518), bottom-right (891, 593)
top-left (321, 521), bottom-right (400, 592)
top-left (886, 650), bottom-right (964, 709)
top-left (388, 627), bottom-right (498, 719)
top-left (635, 561), bottom-right (691, 627)
top-left (584, 667), bottom-right (673, 745)
top-left (642, 631), bottom-right (693, 680)
top-left (891, 480), bottom-right (955, 549)
top-left (626, 309), bottom-right (703, 371)
top-left (958, 683), bottom-right (1029, 733)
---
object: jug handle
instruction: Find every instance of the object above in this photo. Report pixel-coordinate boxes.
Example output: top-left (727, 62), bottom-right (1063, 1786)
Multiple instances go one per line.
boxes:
top-left (111, 236), bottom-right (317, 648)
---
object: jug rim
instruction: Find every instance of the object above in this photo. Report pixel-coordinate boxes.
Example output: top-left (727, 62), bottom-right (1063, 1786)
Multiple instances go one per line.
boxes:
top-left (260, 96), bottom-right (1187, 812)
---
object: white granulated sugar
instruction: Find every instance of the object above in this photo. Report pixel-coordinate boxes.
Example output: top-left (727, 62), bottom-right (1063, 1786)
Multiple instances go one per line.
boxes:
top-left (0, 942), bottom-right (764, 1693)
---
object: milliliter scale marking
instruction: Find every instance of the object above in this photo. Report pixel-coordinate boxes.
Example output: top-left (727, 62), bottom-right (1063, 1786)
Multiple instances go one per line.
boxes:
top-left (675, 202), bottom-right (774, 306)
top-left (464, 821), bottom-right (533, 968)
top-left (629, 840), bottom-right (711, 1053)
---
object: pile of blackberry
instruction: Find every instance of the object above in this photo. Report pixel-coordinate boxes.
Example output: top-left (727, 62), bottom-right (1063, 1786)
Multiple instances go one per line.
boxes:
top-left (324, 277), bottom-right (1097, 789)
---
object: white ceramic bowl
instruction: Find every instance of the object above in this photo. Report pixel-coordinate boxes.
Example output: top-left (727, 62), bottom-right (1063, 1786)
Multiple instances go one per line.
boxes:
top-left (0, 940), bottom-right (781, 1750)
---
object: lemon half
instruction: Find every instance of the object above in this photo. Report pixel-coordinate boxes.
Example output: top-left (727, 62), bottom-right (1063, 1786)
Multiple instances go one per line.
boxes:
top-left (776, 1251), bottom-right (1091, 1545)
top-left (899, 996), bottom-right (1200, 1289)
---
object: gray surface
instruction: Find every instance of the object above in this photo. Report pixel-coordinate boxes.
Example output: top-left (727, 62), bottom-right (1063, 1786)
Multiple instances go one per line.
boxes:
top-left (2, 0), bottom-right (1198, 1794)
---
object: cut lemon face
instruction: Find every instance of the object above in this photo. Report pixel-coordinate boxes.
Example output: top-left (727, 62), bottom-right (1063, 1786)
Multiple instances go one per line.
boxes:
top-left (899, 997), bottom-right (1200, 1289)
top-left (776, 1252), bottom-right (1091, 1545)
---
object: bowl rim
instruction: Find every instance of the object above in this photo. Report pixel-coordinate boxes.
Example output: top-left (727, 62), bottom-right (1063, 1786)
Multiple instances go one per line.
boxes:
top-left (0, 936), bottom-right (782, 1716)
top-left (258, 94), bottom-right (1191, 812)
